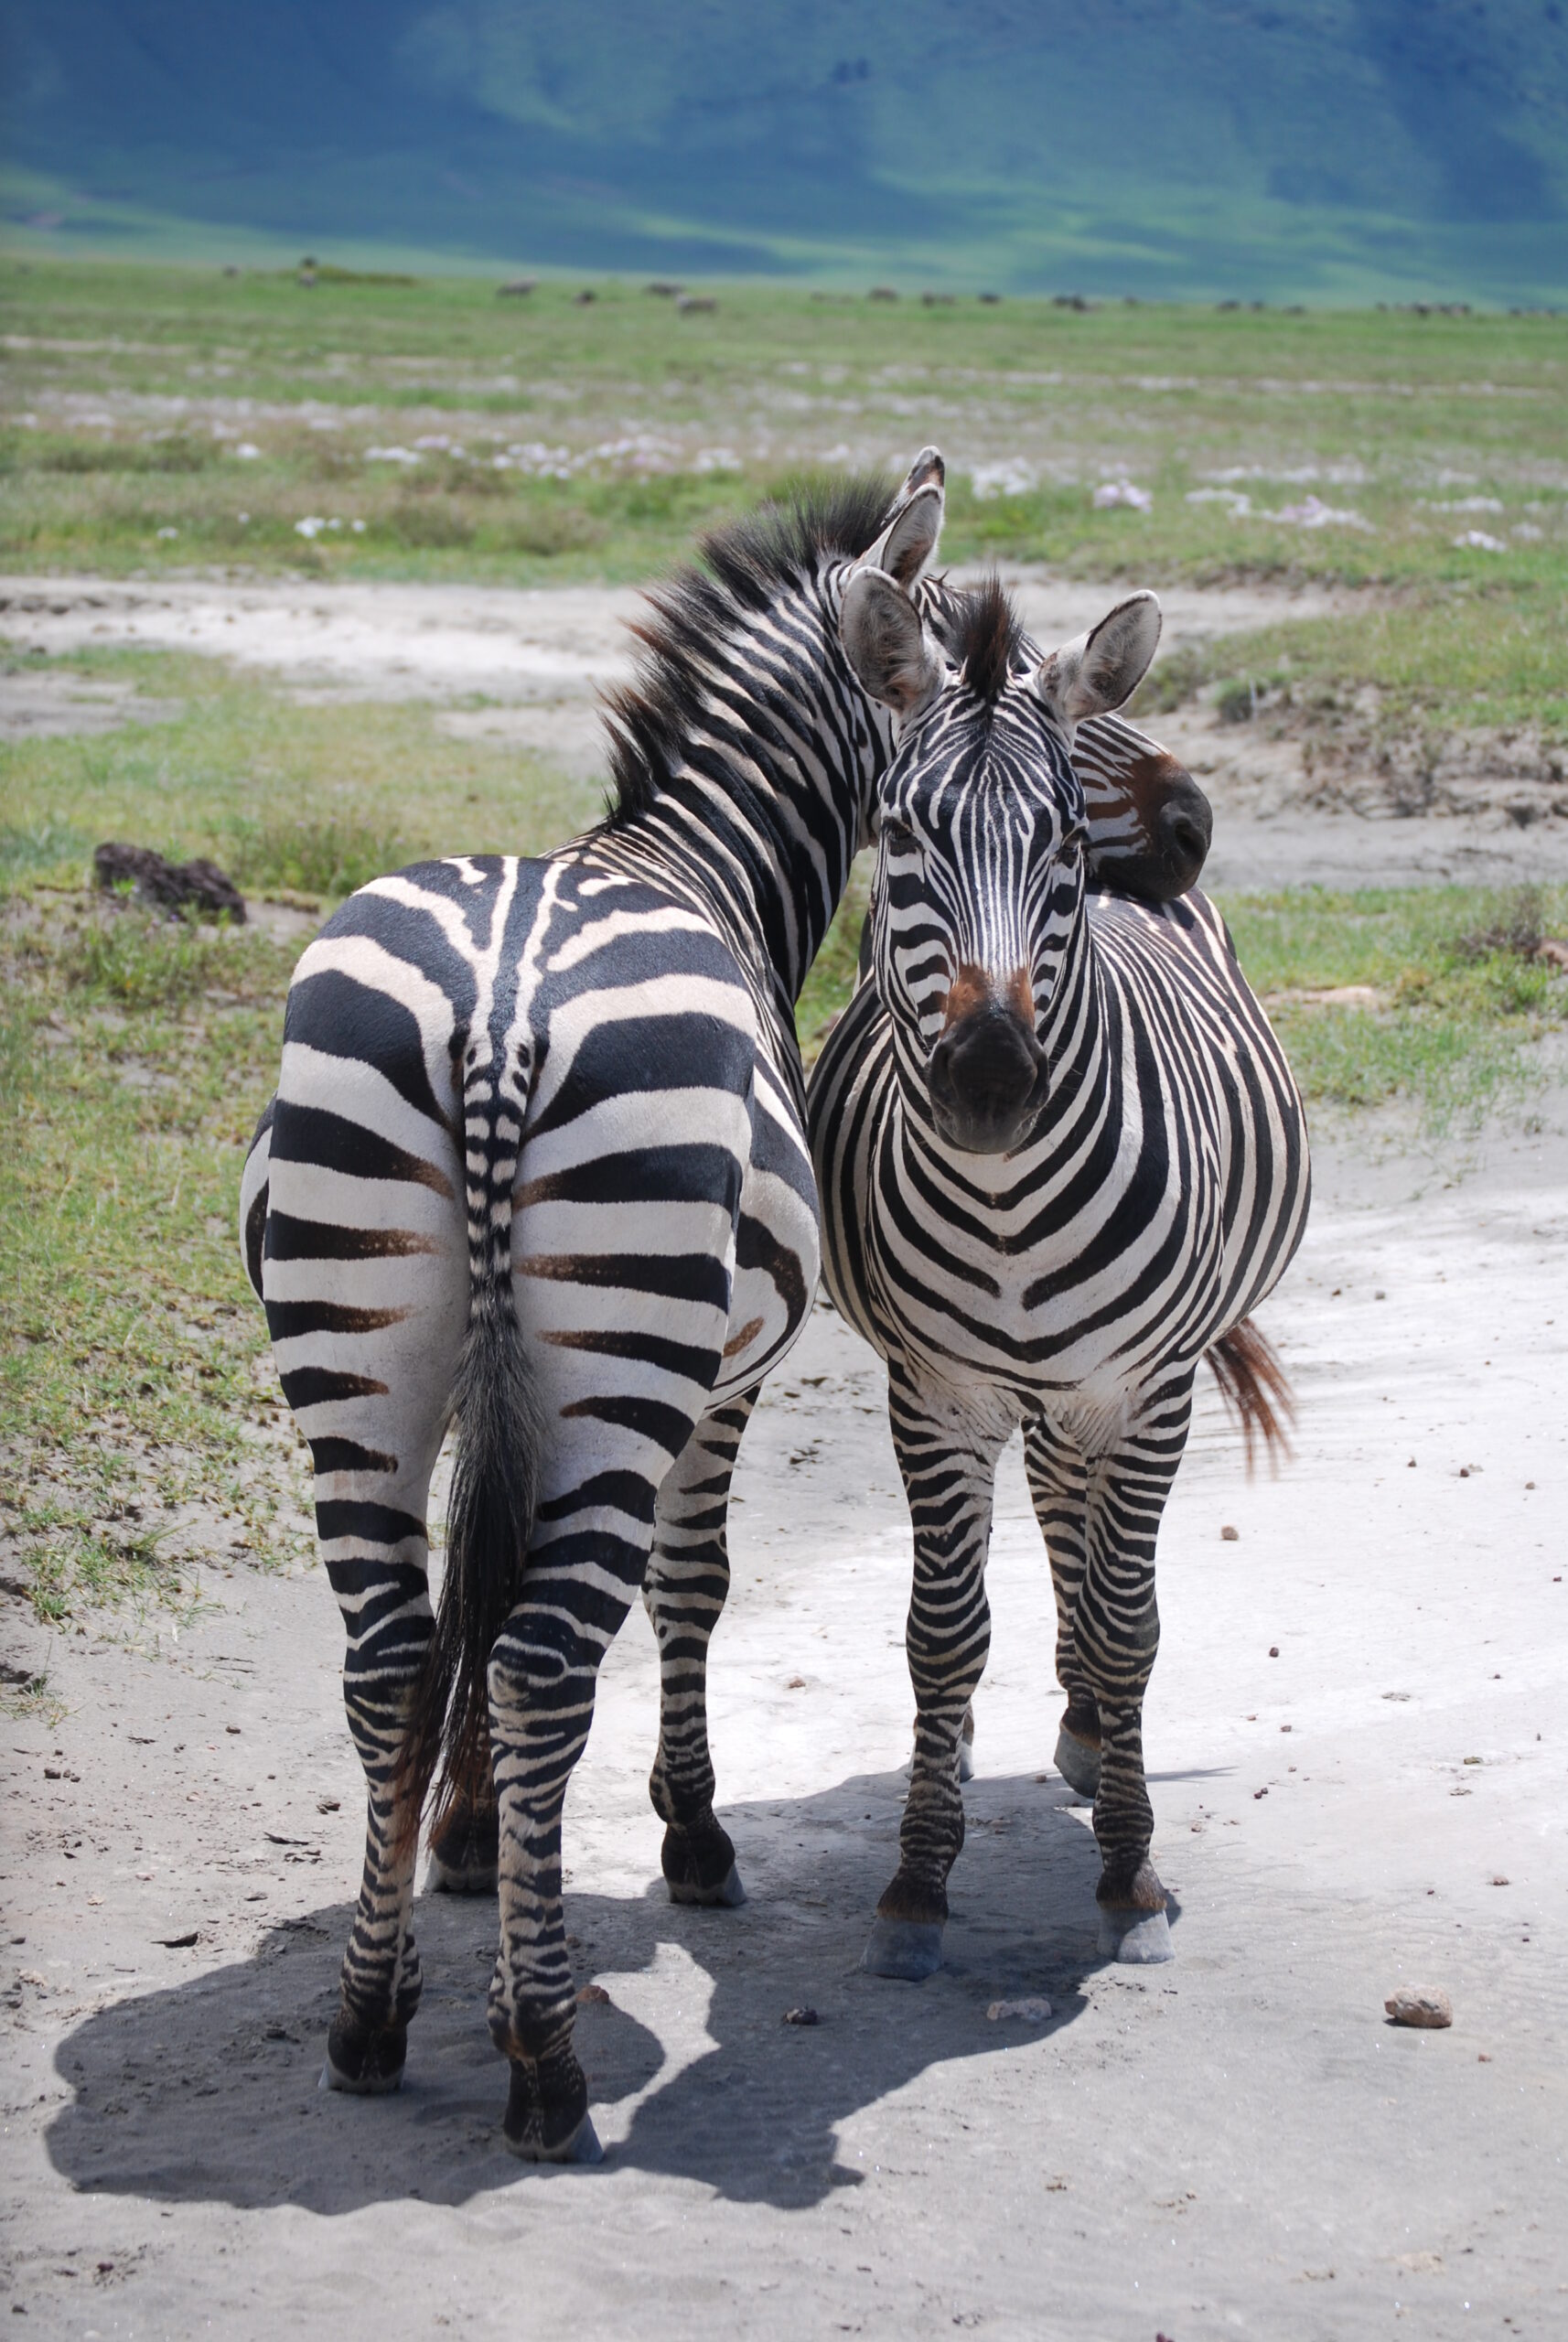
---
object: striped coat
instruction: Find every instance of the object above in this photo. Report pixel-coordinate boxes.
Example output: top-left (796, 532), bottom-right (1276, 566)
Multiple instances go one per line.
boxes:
top-left (808, 572), bottom-right (1308, 1976)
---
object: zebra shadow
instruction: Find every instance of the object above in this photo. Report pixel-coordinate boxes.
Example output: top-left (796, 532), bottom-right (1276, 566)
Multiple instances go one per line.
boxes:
top-left (44, 1766), bottom-right (1158, 2214)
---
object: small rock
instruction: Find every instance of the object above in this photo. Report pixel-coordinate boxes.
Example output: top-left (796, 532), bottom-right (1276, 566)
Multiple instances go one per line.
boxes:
top-left (575, 1983), bottom-right (610, 2006)
top-left (782, 2005), bottom-right (820, 2026)
top-left (1384, 1986), bottom-right (1452, 2029)
top-left (1221, 1524), bottom-right (1240, 1542)
top-left (316, 1795), bottom-right (339, 1813)
top-left (986, 1995), bottom-right (1052, 2023)
top-left (225, 1724), bottom-right (241, 1735)
top-left (158, 1930), bottom-right (199, 1949)
top-left (1268, 1645), bottom-right (1279, 1657)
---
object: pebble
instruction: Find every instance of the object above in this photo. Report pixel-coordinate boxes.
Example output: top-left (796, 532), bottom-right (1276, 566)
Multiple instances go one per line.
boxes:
top-left (1384, 1986), bottom-right (1453, 2029)
top-left (1221, 1525), bottom-right (1240, 1542)
top-left (782, 2005), bottom-right (820, 2026)
top-left (575, 1982), bottom-right (610, 2007)
top-left (986, 1995), bottom-right (1053, 2023)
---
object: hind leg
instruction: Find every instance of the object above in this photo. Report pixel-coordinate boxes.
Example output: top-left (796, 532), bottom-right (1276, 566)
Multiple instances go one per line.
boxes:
top-left (643, 1392), bottom-right (756, 1908)
top-left (262, 1093), bottom-right (466, 2091)
top-left (1023, 1417), bottom-right (1101, 1799)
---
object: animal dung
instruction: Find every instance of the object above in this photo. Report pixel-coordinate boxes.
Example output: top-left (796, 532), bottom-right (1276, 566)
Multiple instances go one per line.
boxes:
top-left (986, 1995), bottom-right (1053, 2023)
top-left (1384, 1986), bottom-right (1453, 2029)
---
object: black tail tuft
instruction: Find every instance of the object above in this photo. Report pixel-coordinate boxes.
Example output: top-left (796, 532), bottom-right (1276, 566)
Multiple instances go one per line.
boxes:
top-left (394, 1289), bottom-right (543, 1860)
top-left (1206, 1316), bottom-right (1294, 1476)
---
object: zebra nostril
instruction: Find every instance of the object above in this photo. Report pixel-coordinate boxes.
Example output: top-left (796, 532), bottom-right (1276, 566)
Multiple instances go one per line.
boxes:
top-left (929, 1004), bottom-right (1043, 1144)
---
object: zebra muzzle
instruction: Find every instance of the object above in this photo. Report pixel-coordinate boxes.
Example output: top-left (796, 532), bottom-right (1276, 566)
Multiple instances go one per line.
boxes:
top-left (928, 998), bottom-right (1047, 1155)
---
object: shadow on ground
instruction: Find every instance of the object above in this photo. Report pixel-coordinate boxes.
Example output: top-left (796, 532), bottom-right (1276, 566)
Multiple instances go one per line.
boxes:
top-left (47, 1767), bottom-right (1176, 2214)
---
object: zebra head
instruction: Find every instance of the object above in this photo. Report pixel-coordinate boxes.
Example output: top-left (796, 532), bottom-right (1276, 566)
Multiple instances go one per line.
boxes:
top-left (842, 572), bottom-right (1162, 1156)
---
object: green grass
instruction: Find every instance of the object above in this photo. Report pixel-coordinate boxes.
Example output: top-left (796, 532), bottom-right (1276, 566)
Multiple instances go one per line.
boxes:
top-left (1223, 884), bottom-right (1568, 1127)
top-left (3, 259), bottom-right (1566, 599)
top-left (0, 895), bottom-right (300, 1623)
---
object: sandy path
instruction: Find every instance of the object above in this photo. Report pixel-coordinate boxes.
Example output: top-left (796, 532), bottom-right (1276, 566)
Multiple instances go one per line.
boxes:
top-left (4, 1131), bottom-right (1565, 2338)
top-left (6, 569), bottom-right (1565, 889)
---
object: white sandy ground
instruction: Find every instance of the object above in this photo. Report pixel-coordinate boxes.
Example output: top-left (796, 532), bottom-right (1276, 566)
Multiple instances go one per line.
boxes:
top-left (3, 1123), bottom-right (1567, 2342)
top-left (5, 569), bottom-right (1568, 893)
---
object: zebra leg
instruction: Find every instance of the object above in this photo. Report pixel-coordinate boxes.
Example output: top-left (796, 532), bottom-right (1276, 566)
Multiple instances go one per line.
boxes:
top-left (261, 1101), bottom-right (466, 2096)
top-left (864, 1370), bottom-right (1008, 1982)
top-left (1023, 1417), bottom-right (1101, 1800)
top-left (643, 1392), bottom-right (757, 1909)
top-left (1075, 1374), bottom-right (1194, 1966)
top-left (424, 1731), bottom-right (499, 1896)
top-left (486, 1524), bottom-right (660, 2164)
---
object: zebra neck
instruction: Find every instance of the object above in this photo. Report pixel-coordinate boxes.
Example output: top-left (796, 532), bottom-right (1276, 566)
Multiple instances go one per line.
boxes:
top-left (609, 596), bottom-right (884, 1009)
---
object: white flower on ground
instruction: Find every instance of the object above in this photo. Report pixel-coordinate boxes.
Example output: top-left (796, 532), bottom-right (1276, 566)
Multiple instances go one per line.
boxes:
top-left (155, 526), bottom-right (178, 539)
top-left (234, 443), bottom-right (261, 459)
top-left (1511, 523), bottom-right (1543, 542)
top-left (1187, 488), bottom-right (1251, 514)
top-left (1453, 529), bottom-right (1507, 552)
top-left (1272, 496), bottom-right (1372, 531)
top-left (972, 459), bottom-right (1036, 500)
top-left (295, 516), bottom-right (327, 539)
top-left (236, 511), bottom-right (250, 523)
top-left (1430, 496), bottom-right (1503, 512)
top-left (1092, 481), bottom-right (1153, 510)
top-left (364, 446), bottom-right (421, 465)
top-left (351, 519), bottom-right (366, 532)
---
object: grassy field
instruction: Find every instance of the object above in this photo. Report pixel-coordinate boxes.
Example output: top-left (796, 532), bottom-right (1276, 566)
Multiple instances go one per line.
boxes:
top-left (5, 263), bottom-right (1568, 1640)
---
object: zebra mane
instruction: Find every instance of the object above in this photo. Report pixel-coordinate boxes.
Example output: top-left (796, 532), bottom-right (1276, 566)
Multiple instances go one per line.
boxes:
top-left (945, 575), bottom-right (1025, 707)
top-left (603, 473), bottom-right (899, 825)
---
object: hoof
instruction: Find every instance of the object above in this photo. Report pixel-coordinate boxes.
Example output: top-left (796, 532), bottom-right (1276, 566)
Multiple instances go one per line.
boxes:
top-left (425, 1799), bottom-right (499, 1896)
top-left (668, 1861), bottom-right (746, 1908)
top-left (1053, 1724), bottom-right (1101, 1800)
top-left (957, 1735), bottom-right (975, 1783)
top-left (424, 1853), bottom-right (499, 1896)
top-left (502, 2047), bottom-right (599, 2163)
top-left (1097, 1907), bottom-right (1174, 1964)
top-left (321, 2014), bottom-right (408, 2095)
top-left (861, 1918), bottom-right (944, 1981)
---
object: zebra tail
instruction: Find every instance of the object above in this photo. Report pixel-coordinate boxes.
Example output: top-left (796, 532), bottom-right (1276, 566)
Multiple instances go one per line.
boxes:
top-left (393, 1041), bottom-right (544, 1862)
top-left (1205, 1316), bottom-right (1294, 1476)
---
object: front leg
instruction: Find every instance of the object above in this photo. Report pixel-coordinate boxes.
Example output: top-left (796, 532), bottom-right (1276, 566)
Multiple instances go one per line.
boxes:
top-left (864, 1363), bottom-right (1010, 1981)
top-left (1075, 1368), bottom-right (1195, 1964)
top-left (1023, 1416), bottom-right (1101, 1799)
top-left (643, 1392), bottom-right (757, 1907)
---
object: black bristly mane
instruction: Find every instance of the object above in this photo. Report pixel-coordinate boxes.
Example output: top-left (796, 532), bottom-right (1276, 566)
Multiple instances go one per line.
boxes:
top-left (603, 472), bottom-right (899, 825)
top-left (950, 575), bottom-right (1024, 707)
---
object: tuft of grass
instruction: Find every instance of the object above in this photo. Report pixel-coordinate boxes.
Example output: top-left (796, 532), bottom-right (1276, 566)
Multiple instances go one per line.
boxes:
top-left (225, 816), bottom-right (409, 901)
top-left (60, 903), bottom-right (243, 1011)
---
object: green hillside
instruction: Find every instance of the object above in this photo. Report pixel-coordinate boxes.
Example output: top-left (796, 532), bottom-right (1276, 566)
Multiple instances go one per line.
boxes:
top-left (3, 0), bottom-right (1567, 300)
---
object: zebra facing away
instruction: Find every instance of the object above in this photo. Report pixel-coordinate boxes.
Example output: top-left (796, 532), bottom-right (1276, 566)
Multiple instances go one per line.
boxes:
top-left (237, 451), bottom-right (1209, 2161)
top-left (807, 570), bottom-right (1309, 1979)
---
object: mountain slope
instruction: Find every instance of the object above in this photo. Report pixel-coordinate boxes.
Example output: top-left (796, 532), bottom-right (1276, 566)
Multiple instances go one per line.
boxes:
top-left (3, 0), bottom-right (1566, 297)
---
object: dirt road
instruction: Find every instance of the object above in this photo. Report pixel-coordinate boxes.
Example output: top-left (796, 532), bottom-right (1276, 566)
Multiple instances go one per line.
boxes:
top-left (5, 1128), bottom-right (1566, 2339)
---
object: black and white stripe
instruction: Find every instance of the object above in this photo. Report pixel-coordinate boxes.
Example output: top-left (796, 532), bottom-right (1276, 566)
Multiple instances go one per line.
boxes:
top-left (808, 571), bottom-right (1309, 1977)
top-left (237, 449), bottom-right (1222, 2154)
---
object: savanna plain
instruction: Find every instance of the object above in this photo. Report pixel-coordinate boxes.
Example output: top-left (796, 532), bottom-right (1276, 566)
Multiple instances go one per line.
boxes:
top-left (3, 261), bottom-right (1567, 2339)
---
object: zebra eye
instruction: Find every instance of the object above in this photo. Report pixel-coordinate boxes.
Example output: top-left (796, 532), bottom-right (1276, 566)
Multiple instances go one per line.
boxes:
top-left (1058, 823), bottom-right (1087, 859)
top-left (882, 816), bottom-right (917, 850)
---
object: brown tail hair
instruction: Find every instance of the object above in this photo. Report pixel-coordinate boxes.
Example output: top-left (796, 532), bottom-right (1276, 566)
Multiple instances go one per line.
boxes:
top-left (1205, 1316), bottom-right (1294, 1475)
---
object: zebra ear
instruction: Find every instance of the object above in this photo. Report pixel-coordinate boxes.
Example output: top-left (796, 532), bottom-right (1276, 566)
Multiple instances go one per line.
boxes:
top-left (859, 457), bottom-right (946, 587)
top-left (842, 569), bottom-right (945, 715)
top-left (1035, 591), bottom-right (1162, 728)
